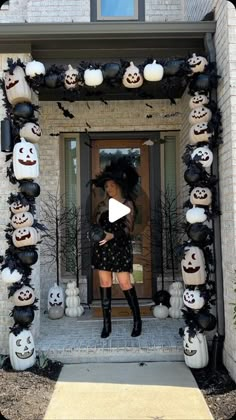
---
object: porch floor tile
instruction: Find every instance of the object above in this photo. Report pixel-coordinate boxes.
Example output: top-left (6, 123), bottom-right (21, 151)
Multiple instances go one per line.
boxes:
top-left (36, 310), bottom-right (185, 363)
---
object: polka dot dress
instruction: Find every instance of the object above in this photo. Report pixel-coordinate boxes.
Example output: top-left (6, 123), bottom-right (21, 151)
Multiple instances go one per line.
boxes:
top-left (92, 209), bottom-right (133, 273)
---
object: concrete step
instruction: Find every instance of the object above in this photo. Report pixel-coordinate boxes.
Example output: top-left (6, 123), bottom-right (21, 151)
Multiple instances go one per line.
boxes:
top-left (36, 311), bottom-right (185, 364)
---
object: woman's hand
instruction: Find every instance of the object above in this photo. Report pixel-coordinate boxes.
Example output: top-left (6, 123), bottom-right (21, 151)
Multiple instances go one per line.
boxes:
top-left (99, 231), bottom-right (114, 246)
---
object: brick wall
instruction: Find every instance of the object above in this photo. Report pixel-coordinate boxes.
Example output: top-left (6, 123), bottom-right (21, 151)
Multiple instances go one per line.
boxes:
top-left (184, 0), bottom-right (214, 20)
top-left (0, 0), bottom-right (184, 23)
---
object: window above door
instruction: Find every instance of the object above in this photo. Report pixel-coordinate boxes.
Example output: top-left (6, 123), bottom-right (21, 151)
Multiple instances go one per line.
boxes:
top-left (91, 0), bottom-right (145, 21)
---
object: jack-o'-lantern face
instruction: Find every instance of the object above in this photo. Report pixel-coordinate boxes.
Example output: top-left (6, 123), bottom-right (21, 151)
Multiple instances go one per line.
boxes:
top-left (64, 64), bottom-right (78, 90)
top-left (10, 201), bottom-right (30, 214)
top-left (189, 106), bottom-right (212, 125)
top-left (187, 53), bottom-right (208, 74)
top-left (122, 62), bottom-right (143, 89)
top-left (11, 211), bottom-right (34, 229)
top-left (16, 335), bottom-right (34, 359)
top-left (190, 187), bottom-right (212, 206)
top-left (191, 146), bottom-right (213, 168)
top-left (20, 122), bottom-right (42, 143)
top-left (181, 246), bottom-right (206, 285)
top-left (5, 72), bottom-right (19, 90)
top-left (183, 327), bottom-right (209, 368)
top-left (12, 285), bottom-right (35, 306)
top-left (189, 122), bottom-right (213, 145)
top-left (183, 289), bottom-right (205, 310)
top-left (12, 226), bottom-right (38, 248)
top-left (189, 92), bottom-right (209, 109)
top-left (4, 66), bottom-right (32, 106)
top-left (13, 138), bottom-right (39, 180)
top-left (48, 289), bottom-right (64, 307)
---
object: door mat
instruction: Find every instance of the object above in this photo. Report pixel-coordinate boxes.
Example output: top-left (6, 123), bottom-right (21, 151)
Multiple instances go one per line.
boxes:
top-left (92, 306), bottom-right (153, 318)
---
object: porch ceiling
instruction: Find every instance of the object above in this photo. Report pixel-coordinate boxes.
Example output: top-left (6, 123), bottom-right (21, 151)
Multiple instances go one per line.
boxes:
top-left (0, 21), bottom-right (216, 101)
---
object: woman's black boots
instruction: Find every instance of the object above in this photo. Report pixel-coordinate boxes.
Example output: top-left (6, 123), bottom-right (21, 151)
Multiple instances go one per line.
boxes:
top-left (100, 286), bottom-right (112, 338)
top-left (123, 286), bottom-right (142, 337)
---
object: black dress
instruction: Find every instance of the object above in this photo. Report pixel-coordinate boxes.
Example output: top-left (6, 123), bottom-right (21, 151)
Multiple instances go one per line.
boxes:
top-left (92, 200), bottom-right (134, 273)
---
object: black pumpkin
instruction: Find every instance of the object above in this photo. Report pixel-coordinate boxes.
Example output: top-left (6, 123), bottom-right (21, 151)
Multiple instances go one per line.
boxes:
top-left (90, 224), bottom-right (106, 243)
top-left (187, 223), bottom-right (212, 244)
top-left (13, 102), bottom-right (34, 119)
top-left (17, 249), bottom-right (38, 265)
top-left (12, 305), bottom-right (34, 326)
top-left (195, 311), bottom-right (216, 331)
top-left (44, 73), bottom-right (58, 89)
top-left (20, 181), bottom-right (40, 198)
top-left (102, 63), bottom-right (121, 79)
top-left (184, 164), bottom-right (202, 185)
top-left (1, 118), bottom-right (13, 153)
top-left (163, 59), bottom-right (185, 76)
top-left (153, 290), bottom-right (170, 307)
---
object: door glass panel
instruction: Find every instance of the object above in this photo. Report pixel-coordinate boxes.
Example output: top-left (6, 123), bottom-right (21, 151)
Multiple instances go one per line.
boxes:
top-left (101, 0), bottom-right (135, 17)
top-left (99, 148), bottom-right (140, 169)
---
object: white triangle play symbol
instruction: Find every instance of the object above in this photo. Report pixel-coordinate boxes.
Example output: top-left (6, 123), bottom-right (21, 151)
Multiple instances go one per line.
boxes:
top-left (109, 198), bottom-right (130, 223)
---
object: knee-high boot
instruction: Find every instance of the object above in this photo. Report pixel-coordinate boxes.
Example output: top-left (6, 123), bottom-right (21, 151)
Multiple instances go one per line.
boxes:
top-left (123, 287), bottom-right (142, 337)
top-left (100, 286), bottom-right (112, 338)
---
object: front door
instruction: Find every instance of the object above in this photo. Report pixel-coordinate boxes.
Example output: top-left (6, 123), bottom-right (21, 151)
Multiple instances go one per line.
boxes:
top-left (92, 139), bottom-right (151, 299)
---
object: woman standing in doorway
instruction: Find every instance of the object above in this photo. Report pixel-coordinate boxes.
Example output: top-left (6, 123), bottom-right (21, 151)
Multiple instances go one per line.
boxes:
top-left (91, 157), bottom-right (142, 338)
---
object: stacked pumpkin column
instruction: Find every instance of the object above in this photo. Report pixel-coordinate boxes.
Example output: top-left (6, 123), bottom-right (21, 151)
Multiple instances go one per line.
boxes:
top-left (180, 54), bottom-right (221, 369)
top-left (0, 58), bottom-right (44, 370)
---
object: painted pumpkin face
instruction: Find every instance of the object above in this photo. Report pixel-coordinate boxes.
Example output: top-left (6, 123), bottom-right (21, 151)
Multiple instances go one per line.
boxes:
top-left (4, 66), bottom-right (32, 106)
top-left (47, 283), bottom-right (64, 311)
top-left (187, 53), bottom-right (208, 74)
top-left (183, 327), bottom-right (209, 369)
top-left (20, 122), bottom-right (42, 143)
top-left (186, 207), bottom-right (207, 224)
top-left (9, 330), bottom-right (36, 371)
top-left (10, 201), bottom-right (30, 214)
top-left (183, 289), bottom-right (205, 310)
top-left (190, 187), bottom-right (212, 206)
top-left (64, 64), bottom-right (78, 90)
top-left (13, 138), bottom-right (39, 180)
top-left (181, 246), bottom-right (206, 285)
top-left (189, 122), bottom-right (213, 145)
top-left (12, 227), bottom-right (38, 248)
top-left (122, 62), bottom-right (143, 89)
top-left (189, 106), bottom-right (212, 125)
top-left (12, 286), bottom-right (35, 306)
top-left (191, 146), bottom-right (213, 168)
top-left (189, 92), bottom-right (209, 110)
top-left (11, 211), bottom-right (34, 229)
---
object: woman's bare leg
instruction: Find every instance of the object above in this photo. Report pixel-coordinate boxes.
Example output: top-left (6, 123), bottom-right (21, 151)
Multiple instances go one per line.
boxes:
top-left (98, 270), bottom-right (112, 287)
top-left (116, 272), bottom-right (132, 290)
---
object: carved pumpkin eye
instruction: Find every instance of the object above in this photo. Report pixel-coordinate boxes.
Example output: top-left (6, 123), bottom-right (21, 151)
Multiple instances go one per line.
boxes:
top-left (30, 148), bottom-right (33, 153)
top-left (20, 148), bottom-right (24, 153)
top-left (57, 293), bottom-right (60, 298)
top-left (27, 336), bottom-right (31, 344)
top-left (192, 253), bottom-right (196, 260)
top-left (50, 293), bottom-right (53, 298)
top-left (16, 339), bottom-right (21, 346)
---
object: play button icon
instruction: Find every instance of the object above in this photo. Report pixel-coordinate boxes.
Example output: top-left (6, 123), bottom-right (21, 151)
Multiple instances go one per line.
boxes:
top-left (109, 198), bottom-right (130, 223)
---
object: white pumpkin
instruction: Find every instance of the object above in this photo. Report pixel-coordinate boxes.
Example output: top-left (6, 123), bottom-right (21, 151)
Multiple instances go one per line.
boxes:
top-left (143, 60), bottom-right (164, 82)
top-left (47, 283), bottom-right (64, 312)
top-left (169, 307), bottom-right (183, 319)
top-left (170, 296), bottom-right (183, 309)
top-left (189, 106), bottom-right (212, 125)
top-left (191, 146), bottom-right (213, 168)
top-left (1, 267), bottom-right (22, 284)
top-left (13, 138), bottom-right (39, 180)
top-left (122, 62), bottom-right (143, 89)
top-left (12, 226), bottom-right (38, 248)
top-left (20, 122), bottom-right (42, 143)
top-left (9, 329), bottom-right (36, 371)
top-left (189, 92), bottom-right (209, 110)
top-left (66, 296), bottom-right (80, 307)
top-left (77, 305), bottom-right (84, 317)
top-left (183, 289), bottom-right (205, 310)
top-left (12, 285), bottom-right (35, 307)
top-left (183, 327), bottom-right (209, 369)
top-left (189, 123), bottom-right (213, 145)
top-left (25, 60), bottom-right (45, 77)
top-left (48, 306), bottom-right (64, 320)
top-left (84, 67), bottom-right (103, 87)
top-left (169, 282), bottom-right (184, 296)
top-left (65, 281), bottom-right (78, 296)
top-left (65, 281), bottom-right (83, 317)
top-left (187, 53), bottom-right (208, 74)
top-left (190, 187), bottom-right (212, 207)
top-left (186, 207), bottom-right (207, 224)
top-left (153, 303), bottom-right (169, 319)
top-left (181, 246), bottom-right (206, 286)
top-left (4, 66), bottom-right (31, 106)
top-left (64, 64), bottom-right (79, 90)
top-left (65, 307), bottom-right (78, 317)
top-left (10, 201), bottom-right (30, 214)
top-left (11, 211), bottom-right (34, 229)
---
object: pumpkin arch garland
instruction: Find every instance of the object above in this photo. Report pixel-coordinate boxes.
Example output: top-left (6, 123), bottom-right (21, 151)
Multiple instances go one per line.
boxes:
top-left (0, 53), bottom-right (221, 370)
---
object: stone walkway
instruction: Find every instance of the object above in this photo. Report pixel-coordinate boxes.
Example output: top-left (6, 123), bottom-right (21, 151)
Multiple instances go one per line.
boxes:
top-left (37, 310), bottom-right (185, 363)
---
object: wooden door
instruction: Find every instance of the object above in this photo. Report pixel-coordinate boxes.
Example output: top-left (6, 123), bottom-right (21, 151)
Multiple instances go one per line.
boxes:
top-left (92, 140), bottom-right (151, 299)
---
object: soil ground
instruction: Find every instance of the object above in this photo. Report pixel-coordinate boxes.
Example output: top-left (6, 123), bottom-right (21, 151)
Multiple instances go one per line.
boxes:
top-left (0, 358), bottom-right (235, 420)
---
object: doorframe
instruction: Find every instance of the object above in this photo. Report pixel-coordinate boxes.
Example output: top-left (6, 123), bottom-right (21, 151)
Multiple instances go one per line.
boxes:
top-left (80, 131), bottom-right (161, 303)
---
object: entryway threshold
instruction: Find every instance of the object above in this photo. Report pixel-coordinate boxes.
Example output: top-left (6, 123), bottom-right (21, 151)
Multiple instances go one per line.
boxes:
top-left (36, 312), bottom-right (184, 364)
